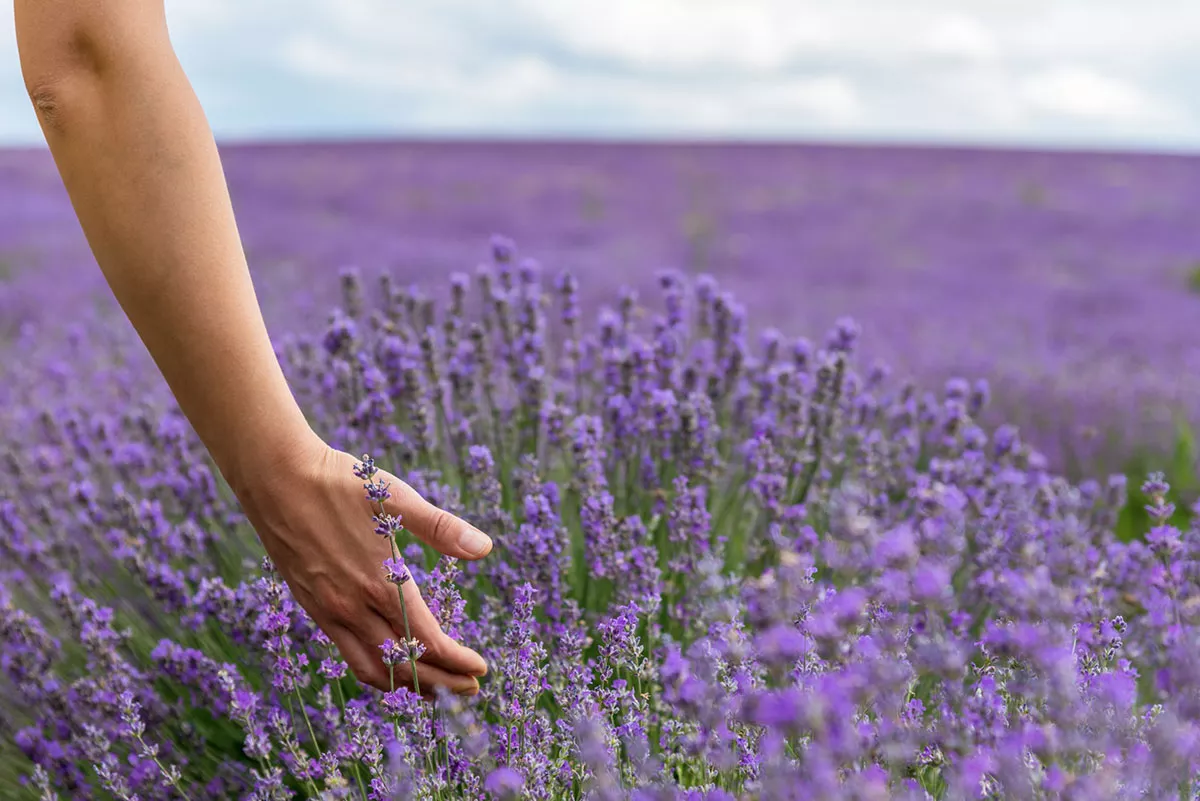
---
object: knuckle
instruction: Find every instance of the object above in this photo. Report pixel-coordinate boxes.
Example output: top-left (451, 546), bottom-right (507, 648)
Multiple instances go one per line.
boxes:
top-left (429, 508), bottom-right (458, 545)
top-left (352, 664), bottom-right (387, 689)
top-left (317, 589), bottom-right (354, 624)
top-left (363, 580), bottom-right (398, 612)
top-left (419, 635), bottom-right (447, 663)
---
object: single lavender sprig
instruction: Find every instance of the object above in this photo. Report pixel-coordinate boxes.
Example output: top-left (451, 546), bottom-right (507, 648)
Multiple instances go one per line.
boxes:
top-left (1143, 471), bottom-right (1176, 525)
top-left (79, 724), bottom-right (138, 801)
top-left (118, 690), bottom-right (193, 801)
top-left (356, 453), bottom-right (422, 699)
top-left (29, 764), bottom-right (59, 801)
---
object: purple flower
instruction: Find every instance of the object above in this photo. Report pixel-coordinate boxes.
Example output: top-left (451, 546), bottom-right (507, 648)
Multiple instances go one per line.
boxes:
top-left (484, 766), bottom-right (525, 799)
top-left (754, 624), bottom-right (808, 668)
top-left (373, 512), bottom-right (403, 538)
top-left (383, 556), bottom-right (410, 585)
top-left (490, 234), bottom-right (516, 263)
top-left (379, 639), bottom-right (405, 666)
top-left (365, 478), bottom-right (391, 504)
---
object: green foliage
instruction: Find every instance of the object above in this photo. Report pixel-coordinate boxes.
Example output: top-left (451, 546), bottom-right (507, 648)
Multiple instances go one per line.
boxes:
top-left (1116, 420), bottom-right (1198, 541)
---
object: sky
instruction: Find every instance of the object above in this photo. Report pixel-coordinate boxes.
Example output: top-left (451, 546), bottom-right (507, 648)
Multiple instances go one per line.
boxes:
top-left (1, 0), bottom-right (1198, 150)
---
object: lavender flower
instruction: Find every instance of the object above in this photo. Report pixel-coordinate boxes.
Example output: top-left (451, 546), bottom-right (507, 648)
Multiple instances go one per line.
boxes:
top-left (379, 640), bottom-right (405, 667)
top-left (382, 556), bottom-right (411, 586)
top-left (484, 766), bottom-right (525, 799)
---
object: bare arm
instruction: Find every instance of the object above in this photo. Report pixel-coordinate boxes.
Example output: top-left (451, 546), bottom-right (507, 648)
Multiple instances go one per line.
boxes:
top-left (16, 0), bottom-right (490, 693)
top-left (15, 0), bottom-right (299, 483)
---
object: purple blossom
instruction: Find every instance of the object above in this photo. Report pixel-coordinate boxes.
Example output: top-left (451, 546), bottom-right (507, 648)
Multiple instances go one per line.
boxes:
top-left (382, 556), bottom-right (410, 585)
top-left (483, 766), bottom-right (524, 799)
top-left (379, 639), bottom-right (405, 667)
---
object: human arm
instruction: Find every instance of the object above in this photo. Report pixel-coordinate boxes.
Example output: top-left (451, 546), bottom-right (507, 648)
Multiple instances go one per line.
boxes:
top-left (15, 0), bottom-right (491, 693)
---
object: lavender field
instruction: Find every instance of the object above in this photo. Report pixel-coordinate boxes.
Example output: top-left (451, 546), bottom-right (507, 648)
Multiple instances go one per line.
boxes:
top-left (3, 141), bottom-right (1200, 471)
top-left (6, 140), bottom-right (1200, 800)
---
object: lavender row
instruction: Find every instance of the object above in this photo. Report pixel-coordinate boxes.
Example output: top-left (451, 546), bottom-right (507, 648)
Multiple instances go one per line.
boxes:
top-left (3, 239), bottom-right (1200, 798)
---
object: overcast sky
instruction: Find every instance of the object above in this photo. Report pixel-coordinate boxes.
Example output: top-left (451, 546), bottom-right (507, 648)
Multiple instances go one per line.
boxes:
top-left (2, 0), bottom-right (1198, 150)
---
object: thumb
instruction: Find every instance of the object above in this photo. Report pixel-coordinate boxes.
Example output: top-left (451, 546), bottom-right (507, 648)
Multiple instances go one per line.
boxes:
top-left (380, 472), bottom-right (493, 560)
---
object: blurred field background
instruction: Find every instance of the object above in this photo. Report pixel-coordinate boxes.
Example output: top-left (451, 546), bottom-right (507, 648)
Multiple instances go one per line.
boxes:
top-left (4, 141), bottom-right (1199, 485)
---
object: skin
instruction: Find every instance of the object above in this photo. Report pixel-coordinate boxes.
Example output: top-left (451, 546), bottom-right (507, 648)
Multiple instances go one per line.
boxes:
top-left (14, 0), bottom-right (492, 696)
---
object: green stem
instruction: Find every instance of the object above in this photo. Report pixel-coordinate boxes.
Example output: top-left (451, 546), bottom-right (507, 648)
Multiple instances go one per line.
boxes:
top-left (388, 663), bottom-right (403, 744)
top-left (134, 733), bottom-right (193, 801)
top-left (292, 685), bottom-right (325, 765)
top-left (390, 536), bottom-right (422, 698)
top-left (285, 695), bottom-right (322, 798)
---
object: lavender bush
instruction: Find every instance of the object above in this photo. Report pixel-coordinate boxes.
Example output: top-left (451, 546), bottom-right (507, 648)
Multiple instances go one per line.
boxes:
top-left (3, 237), bottom-right (1200, 799)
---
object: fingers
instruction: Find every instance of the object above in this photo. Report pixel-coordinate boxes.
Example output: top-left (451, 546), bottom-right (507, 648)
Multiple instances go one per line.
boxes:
top-left (326, 618), bottom-right (480, 698)
top-left (368, 577), bottom-right (488, 678)
top-left (395, 658), bottom-right (480, 700)
top-left (324, 621), bottom-right (391, 692)
top-left (378, 470), bottom-right (493, 560)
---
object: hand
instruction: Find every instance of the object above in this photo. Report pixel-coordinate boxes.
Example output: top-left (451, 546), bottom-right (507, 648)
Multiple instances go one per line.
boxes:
top-left (234, 432), bottom-right (492, 696)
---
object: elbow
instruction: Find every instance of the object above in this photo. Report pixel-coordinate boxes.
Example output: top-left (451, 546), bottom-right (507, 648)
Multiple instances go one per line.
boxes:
top-left (25, 77), bottom-right (75, 134)
top-left (20, 26), bottom-right (104, 135)
top-left (24, 71), bottom-right (97, 136)
top-left (17, 5), bottom-right (170, 135)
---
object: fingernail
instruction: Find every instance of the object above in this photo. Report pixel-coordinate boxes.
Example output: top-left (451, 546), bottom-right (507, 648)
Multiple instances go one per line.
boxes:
top-left (457, 526), bottom-right (492, 557)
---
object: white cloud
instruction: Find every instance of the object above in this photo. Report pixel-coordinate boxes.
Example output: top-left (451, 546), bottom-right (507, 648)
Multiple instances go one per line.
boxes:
top-left (286, 40), bottom-right (559, 109)
top-left (0, 0), bottom-right (1198, 147)
top-left (740, 75), bottom-right (863, 124)
top-left (611, 73), bottom-right (862, 134)
top-left (1021, 66), bottom-right (1170, 122)
top-left (516, 0), bottom-right (834, 73)
top-left (923, 15), bottom-right (999, 64)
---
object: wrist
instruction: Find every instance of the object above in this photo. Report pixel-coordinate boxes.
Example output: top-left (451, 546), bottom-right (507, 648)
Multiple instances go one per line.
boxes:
top-left (218, 412), bottom-right (325, 504)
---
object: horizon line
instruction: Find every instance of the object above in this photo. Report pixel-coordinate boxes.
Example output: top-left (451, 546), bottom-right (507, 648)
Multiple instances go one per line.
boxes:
top-left (3, 131), bottom-right (1199, 159)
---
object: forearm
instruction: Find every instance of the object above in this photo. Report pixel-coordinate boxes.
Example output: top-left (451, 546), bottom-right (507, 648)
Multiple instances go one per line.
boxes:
top-left (16, 1), bottom-right (315, 490)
